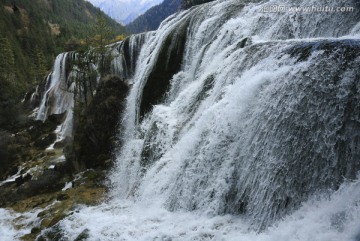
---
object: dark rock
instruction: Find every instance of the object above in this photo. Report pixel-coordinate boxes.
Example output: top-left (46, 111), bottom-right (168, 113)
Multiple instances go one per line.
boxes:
top-left (47, 112), bottom-right (67, 125)
top-left (15, 175), bottom-right (24, 186)
top-left (0, 170), bottom-right (68, 207)
top-left (34, 133), bottom-right (57, 149)
top-left (24, 173), bottom-right (32, 181)
top-left (31, 227), bottom-right (41, 234)
top-left (183, 0), bottom-right (214, 9)
top-left (56, 193), bottom-right (70, 201)
top-left (53, 136), bottom-right (71, 149)
top-left (7, 166), bottom-right (19, 177)
top-left (74, 229), bottom-right (90, 241)
top-left (15, 131), bottom-right (31, 145)
top-left (26, 112), bottom-right (65, 143)
top-left (20, 170), bottom-right (64, 195)
top-left (54, 162), bottom-right (71, 176)
top-left (0, 131), bottom-right (14, 179)
top-left (140, 21), bottom-right (188, 118)
top-left (66, 75), bottom-right (128, 171)
top-left (36, 224), bottom-right (64, 241)
top-left (27, 120), bottom-right (57, 140)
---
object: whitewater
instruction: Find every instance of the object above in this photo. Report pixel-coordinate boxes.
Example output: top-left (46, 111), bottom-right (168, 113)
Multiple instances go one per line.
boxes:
top-left (2, 0), bottom-right (360, 240)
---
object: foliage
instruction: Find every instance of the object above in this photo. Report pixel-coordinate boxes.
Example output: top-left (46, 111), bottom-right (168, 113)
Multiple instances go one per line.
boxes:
top-left (0, 37), bottom-right (15, 83)
top-left (92, 15), bottom-right (114, 75)
top-left (111, 34), bottom-right (126, 43)
top-left (70, 15), bottom-right (117, 109)
top-left (0, 0), bottom-right (126, 130)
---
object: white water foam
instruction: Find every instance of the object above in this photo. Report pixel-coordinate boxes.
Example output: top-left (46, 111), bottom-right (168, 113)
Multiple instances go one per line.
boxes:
top-left (50, 176), bottom-right (360, 241)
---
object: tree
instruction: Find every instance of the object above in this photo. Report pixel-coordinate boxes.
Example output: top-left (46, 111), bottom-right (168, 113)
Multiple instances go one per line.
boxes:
top-left (0, 37), bottom-right (15, 83)
top-left (68, 14), bottom-right (118, 110)
top-left (111, 34), bottom-right (125, 43)
top-left (92, 14), bottom-right (113, 75)
top-left (32, 47), bottom-right (48, 84)
top-left (0, 37), bottom-right (22, 129)
top-left (70, 37), bottom-right (97, 107)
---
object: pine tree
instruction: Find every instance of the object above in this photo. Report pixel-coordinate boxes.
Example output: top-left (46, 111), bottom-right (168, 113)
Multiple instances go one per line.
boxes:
top-left (0, 37), bottom-right (15, 83)
top-left (92, 14), bottom-right (113, 75)
top-left (33, 47), bottom-right (48, 84)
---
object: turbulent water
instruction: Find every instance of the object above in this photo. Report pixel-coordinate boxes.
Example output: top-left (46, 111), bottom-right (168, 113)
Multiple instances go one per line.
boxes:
top-left (4, 0), bottom-right (360, 240)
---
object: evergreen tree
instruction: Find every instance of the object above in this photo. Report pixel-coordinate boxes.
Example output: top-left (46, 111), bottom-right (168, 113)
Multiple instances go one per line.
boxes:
top-left (33, 47), bottom-right (48, 84)
top-left (92, 14), bottom-right (113, 75)
top-left (0, 37), bottom-right (15, 83)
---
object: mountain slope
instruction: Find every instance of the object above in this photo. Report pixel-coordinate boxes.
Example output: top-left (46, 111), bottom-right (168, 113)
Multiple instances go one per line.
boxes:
top-left (0, 0), bottom-right (126, 129)
top-left (126, 0), bottom-right (181, 33)
top-left (87, 0), bottom-right (164, 24)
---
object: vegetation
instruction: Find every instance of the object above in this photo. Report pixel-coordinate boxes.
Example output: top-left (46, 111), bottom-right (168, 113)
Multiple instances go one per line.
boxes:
top-left (182, 0), bottom-right (214, 9)
top-left (126, 0), bottom-right (215, 34)
top-left (70, 15), bottom-right (118, 109)
top-left (0, 0), bottom-right (126, 129)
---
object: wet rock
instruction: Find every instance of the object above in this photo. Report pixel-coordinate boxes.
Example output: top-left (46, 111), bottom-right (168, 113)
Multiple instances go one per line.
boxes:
top-left (56, 193), bottom-right (69, 201)
top-left (31, 227), bottom-right (41, 234)
top-left (47, 112), bottom-right (67, 125)
top-left (74, 229), bottom-right (90, 241)
top-left (53, 136), bottom-right (71, 149)
top-left (27, 120), bottom-right (56, 140)
top-left (36, 224), bottom-right (64, 241)
top-left (15, 131), bottom-right (31, 145)
top-left (0, 169), bottom-right (68, 207)
top-left (140, 23), bottom-right (188, 118)
top-left (20, 170), bottom-right (64, 195)
top-left (34, 133), bottom-right (57, 149)
top-left (53, 162), bottom-right (71, 176)
top-left (15, 174), bottom-right (32, 186)
top-left (8, 168), bottom-right (106, 241)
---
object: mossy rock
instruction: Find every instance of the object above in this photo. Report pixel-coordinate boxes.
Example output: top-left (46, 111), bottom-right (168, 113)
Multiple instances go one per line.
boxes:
top-left (66, 75), bottom-right (128, 171)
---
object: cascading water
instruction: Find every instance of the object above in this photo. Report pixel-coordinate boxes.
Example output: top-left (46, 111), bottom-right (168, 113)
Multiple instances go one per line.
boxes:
top-left (110, 32), bottom-right (151, 82)
top-left (34, 33), bottom-right (148, 143)
top-left (36, 52), bottom-right (75, 140)
top-left (8, 0), bottom-right (360, 240)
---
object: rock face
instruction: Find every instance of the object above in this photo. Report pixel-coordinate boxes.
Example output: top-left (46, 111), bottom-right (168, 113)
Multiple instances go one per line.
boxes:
top-left (66, 75), bottom-right (129, 171)
top-left (140, 22), bottom-right (188, 117)
top-left (0, 112), bottom-right (67, 181)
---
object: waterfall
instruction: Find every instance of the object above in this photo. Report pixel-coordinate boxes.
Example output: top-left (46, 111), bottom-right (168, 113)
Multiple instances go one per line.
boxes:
top-left (32, 0), bottom-right (360, 240)
top-left (110, 32), bottom-right (151, 82)
top-left (34, 34), bottom-right (148, 142)
top-left (36, 52), bottom-right (75, 139)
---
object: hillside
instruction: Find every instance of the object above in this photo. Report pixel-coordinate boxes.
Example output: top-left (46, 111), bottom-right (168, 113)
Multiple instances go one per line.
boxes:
top-left (87, 0), bottom-right (164, 25)
top-left (0, 0), bottom-right (126, 129)
top-left (182, 0), bottom-right (214, 8)
top-left (126, 0), bottom-right (181, 33)
top-left (125, 0), bottom-right (215, 34)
